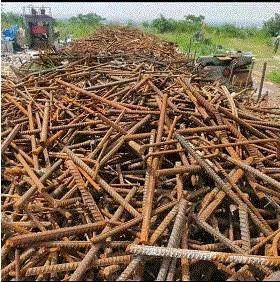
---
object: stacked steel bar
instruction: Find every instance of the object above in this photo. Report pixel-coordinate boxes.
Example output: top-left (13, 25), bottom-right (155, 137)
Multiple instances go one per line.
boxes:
top-left (1, 26), bottom-right (280, 281)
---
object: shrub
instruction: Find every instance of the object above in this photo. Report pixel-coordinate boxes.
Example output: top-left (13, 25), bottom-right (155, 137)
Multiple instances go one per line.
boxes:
top-left (218, 24), bottom-right (246, 38)
top-left (1, 11), bottom-right (23, 30)
top-left (142, 21), bottom-right (149, 28)
top-left (151, 15), bottom-right (176, 33)
top-left (184, 14), bottom-right (205, 24)
top-left (263, 13), bottom-right (280, 37)
top-left (69, 13), bottom-right (105, 25)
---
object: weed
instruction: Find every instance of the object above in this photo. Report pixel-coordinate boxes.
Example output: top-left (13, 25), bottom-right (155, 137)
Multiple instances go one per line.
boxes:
top-left (267, 69), bottom-right (280, 85)
top-left (56, 20), bottom-right (99, 40)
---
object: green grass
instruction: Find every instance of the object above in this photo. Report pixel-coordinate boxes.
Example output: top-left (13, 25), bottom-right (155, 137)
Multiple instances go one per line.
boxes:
top-left (210, 36), bottom-right (274, 58)
top-left (267, 69), bottom-right (280, 85)
top-left (142, 26), bottom-right (279, 85)
top-left (155, 31), bottom-right (221, 56)
top-left (153, 30), bottom-right (275, 58)
top-left (56, 21), bottom-right (99, 40)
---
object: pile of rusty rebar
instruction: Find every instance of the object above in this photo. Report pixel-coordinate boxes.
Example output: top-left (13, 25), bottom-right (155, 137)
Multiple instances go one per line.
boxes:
top-left (1, 26), bottom-right (280, 281)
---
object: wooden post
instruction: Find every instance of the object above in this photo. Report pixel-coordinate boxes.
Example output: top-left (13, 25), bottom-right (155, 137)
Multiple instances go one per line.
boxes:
top-left (258, 62), bottom-right (267, 101)
top-left (187, 38), bottom-right (192, 59)
top-left (193, 49), bottom-right (197, 64)
top-left (245, 60), bottom-right (255, 87)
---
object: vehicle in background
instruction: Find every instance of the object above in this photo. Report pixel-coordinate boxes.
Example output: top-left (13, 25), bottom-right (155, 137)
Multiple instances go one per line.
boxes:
top-left (22, 5), bottom-right (58, 50)
top-left (196, 51), bottom-right (254, 87)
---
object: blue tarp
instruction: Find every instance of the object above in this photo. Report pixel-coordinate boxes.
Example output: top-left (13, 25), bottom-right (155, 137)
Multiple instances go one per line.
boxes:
top-left (2, 25), bottom-right (19, 41)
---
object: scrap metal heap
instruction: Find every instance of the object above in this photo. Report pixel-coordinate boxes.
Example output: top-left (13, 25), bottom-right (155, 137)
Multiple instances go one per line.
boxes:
top-left (1, 26), bottom-right (280, 281)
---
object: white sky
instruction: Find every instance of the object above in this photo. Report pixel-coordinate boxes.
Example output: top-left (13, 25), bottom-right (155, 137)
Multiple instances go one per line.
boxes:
top-left (2, 2), bottom-right (280, 24)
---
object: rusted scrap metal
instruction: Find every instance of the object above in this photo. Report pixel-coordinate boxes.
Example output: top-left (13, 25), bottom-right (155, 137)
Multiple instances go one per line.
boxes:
top-left (1, 26), bottom-right (280, 281)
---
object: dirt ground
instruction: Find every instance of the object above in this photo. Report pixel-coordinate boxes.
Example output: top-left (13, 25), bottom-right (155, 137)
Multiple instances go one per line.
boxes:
top-left (253, 55), bottom-right (280, 77)
top-left (252, 75), bottom-right (280, 108)
top-left (252, 55), bottom-right (280, 108)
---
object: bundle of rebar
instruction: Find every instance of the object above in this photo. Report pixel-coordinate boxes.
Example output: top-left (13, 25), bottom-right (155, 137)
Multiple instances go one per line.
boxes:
top-left (1, 26), bottom-right (280, 281)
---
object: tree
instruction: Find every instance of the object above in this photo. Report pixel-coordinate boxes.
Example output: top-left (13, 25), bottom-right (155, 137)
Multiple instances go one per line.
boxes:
top-left (69, 16), bottom-right (77, 23)
top-left (127, 20), bottom-right (133, 27)
top-left (85, 13), bottom-right (105, 25)
top-left (142, 21), bottom-right (149, 28)
top-left (184, 14), bottom-right (205, 23)
top-left (151, 14), bottom-right (175, 33)
top-left (263, 13), bottom-right (280, 37)
top-left (1, 11), bottom-right (23, 29)
top-left (69, 13), bottom-right (105, 26)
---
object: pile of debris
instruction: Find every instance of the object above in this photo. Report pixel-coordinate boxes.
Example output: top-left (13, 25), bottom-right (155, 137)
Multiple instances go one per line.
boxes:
top-left (1, 26), bottom-right (280, 281)
top-left (1, 50), bottom-right (40, 79)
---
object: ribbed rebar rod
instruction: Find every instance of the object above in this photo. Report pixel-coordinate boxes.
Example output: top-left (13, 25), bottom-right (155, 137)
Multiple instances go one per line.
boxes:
top-left (174, 133), bottom-right (243, 207)
top-left (20, 120), bottom-right (101, 135)
top-left (63, 147), bottom-right (101, 191)
top-left (39, 101), bottom-right (50, 145)
top-left (127, 245), bottom-right (280, 267)
top-left (156, 198), bottom-right (188, 281)
top-left (6, 221), bottom-right (106, 247)
top-left (66, 160), bottom-right (104, 221)
top-left (15, 159), bottom-right (63, 210)
top-left (37, 240), bottom-right (131, 249)
top-left (149, 204), bottom-right (179, 245)
top-left (142, 129), bottom-right (156, 204)
top-left (25, 255), bottom-right (132, 276)
top-left (140, 93), bottom-right (168, 244)
top-left (239, 204), bottom-right (251, 253)
top-left (219, 153), bottom-right (280, 191)
top-left (68, 243), bottom-right (99, 281)
top-left (27, 103), bottom-right (39, 170)
top-left (1, 123), bottom-right (21, 153)
top-left (56, 78), bottom-right (129, 111)
top-left (116, 256), bottom-right (143, 281)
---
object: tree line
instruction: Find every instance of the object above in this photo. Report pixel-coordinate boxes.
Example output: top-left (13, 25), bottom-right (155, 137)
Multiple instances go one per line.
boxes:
top-left (144, 13), bottom-right (280, 38)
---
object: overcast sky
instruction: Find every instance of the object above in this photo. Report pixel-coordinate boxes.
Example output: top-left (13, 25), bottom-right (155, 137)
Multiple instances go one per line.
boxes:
top-left (2, 2), bottom-right (280, 24)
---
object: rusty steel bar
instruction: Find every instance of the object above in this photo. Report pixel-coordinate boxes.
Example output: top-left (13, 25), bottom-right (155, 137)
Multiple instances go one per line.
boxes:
top-left (127, 245), bottom-right (280, 267)
top-left (1, 124), bottom-right (21, 153)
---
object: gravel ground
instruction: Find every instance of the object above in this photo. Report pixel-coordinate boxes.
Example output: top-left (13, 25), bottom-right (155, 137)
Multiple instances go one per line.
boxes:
top-left (252, 73), bottom-right (280, 108)
top-left (1, 50), bottom-right (39, 78)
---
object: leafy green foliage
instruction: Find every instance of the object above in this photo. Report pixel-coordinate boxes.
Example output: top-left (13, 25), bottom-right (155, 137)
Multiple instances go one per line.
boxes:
top-left (1, 12), bottom-right (23, 30)
top-left (184, 14), bottom-right (205, 23)
top-left (142, 21), bottom-right (150, 28)
top-left (151, 14), bottom-right (206, 34)
top-left (56, 20), bottom-right (97, 39)
top-left (69, 13), bottom-right (105, 25)
top-left (55, 12), bottom-right (105, 39)
top-left (151, 14), bottom-right (176, 33)
top-left (126, 20), bottom-right (134, 27)
top-left (263, 13), bottom-right (280, 37)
